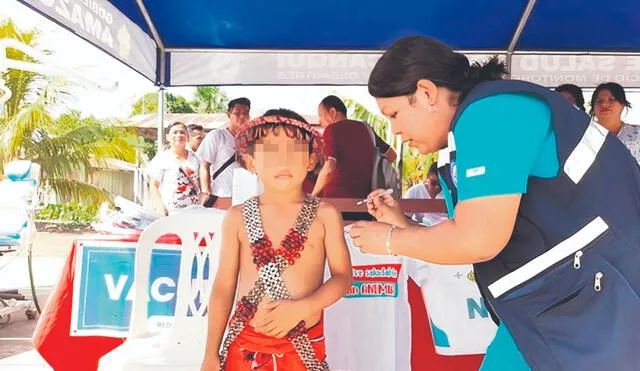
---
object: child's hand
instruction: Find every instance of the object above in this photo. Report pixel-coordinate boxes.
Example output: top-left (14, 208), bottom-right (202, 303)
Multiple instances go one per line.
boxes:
top-left (254, 299), bottom-right (310, 338)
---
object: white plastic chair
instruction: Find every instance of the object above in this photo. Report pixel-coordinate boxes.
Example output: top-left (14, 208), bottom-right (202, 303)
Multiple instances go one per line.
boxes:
top-left (0, 160), bottom-right (40, 321)
top-left (98, 208), bottom-right (225, 370)
top-left (0, 160), bottom-right (40, 249)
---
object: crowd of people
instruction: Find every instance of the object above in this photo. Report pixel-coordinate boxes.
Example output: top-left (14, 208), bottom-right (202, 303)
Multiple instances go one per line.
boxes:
top-left (145, 95), bottom-right (396, 219)
top-left (146, 80), bottom-right (638, 221)
top-left (141, 35), bottom-right (640, 371)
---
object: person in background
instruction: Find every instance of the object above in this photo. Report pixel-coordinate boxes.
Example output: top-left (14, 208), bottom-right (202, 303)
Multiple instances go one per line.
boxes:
top-left (188, 124), bottom-right (205, 152)
top-left (312, 95), bottom-right (396, 220)
top-left (555, 84), bottom-right (585, 111)
top-left (590, 82), bottom-right (640, 163)
top-left (404, 162), bottom-right (446, 225)
top-left (197, 97), bottom-right (251, 208)
top-left (146, 121), bottom-right (200, 215)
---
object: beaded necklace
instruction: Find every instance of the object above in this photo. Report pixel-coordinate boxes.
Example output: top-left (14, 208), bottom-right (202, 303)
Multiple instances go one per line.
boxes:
top-left (218, 195), bottom-right (329, 371)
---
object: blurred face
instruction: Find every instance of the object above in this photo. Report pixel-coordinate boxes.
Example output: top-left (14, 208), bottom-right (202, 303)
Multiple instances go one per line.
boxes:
top-left (189, 129), bottom-right (204, 151)
top-left (317, 104), bottom-right (337, 128)
top-left (376, 83), bottom-right (455, 154)
top-left (594, 89), bottom-right (624, 123)
top-left (166, 124), bottom-right (188, 149)
top-left (228, 104), bottom-right (250, 129)
top-left (559, 91), bottom-right (577, 106)
top-left (425, 172), bottom-right (442, 196)
top-left (245, 130), bottom-right (316, 192)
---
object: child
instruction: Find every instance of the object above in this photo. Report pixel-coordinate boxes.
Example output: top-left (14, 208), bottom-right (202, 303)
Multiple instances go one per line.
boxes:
top-left (201, 112), bottom-right (352, 371)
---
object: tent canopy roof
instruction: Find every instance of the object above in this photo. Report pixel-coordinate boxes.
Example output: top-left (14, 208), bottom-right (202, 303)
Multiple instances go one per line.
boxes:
top-left (15, 0), bottom-right (640, 87)
top-left (111, 0), bottom-right (639, 52)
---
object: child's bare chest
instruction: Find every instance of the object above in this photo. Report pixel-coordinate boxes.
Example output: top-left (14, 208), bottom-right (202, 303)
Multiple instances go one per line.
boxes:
top-left (236, 217), bottom-right (325, 303)
top-left (239, 218), bottom-right (324, 267)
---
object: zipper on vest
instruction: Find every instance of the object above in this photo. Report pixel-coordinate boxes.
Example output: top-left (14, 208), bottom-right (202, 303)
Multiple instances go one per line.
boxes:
top-left (487, 218), bottom-right (609, 300)
top-left (594, 272), bottom-right (603, 292)
top-left (573, 251), bottom-right (583, 269)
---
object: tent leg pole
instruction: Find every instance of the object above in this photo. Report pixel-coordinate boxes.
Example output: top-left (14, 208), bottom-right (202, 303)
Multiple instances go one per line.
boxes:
top-left (157, 86), bottom-right (166, 153)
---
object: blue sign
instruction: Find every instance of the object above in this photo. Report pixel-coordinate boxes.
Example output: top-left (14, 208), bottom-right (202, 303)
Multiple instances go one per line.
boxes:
top-left (71, 242), bottom-right (200, 337)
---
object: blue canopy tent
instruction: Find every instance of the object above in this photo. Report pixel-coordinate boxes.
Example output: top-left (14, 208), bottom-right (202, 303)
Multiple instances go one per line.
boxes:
top-left (13, 0), bottom-right (640, 147)
top-left (15, 0), bottom-right (640, 86)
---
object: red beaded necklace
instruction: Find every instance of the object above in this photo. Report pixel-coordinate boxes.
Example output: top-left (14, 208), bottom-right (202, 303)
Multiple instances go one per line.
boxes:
top-left (252, 228), bottom-right (307, 268)
top-left (250, 198), bottom-right (311, 268)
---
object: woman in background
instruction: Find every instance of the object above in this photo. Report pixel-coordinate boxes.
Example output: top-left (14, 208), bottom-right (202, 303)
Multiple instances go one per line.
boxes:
top-left (590, 82), bottom-right (639, 163)
top-left (147, 121), bottom-right (200, 215)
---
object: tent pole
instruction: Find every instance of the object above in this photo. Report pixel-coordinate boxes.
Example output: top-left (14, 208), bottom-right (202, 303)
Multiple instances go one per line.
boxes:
top-left (135, 0), bottom-right (167, 86)
top-left (505, 53), bottom-right (513, 79)
top-left (136, 0), bottom-right (168, 154)
top-left (157, 86), bottom-right (166, 153)
top-left (506, 0), bottom-right (538, 78)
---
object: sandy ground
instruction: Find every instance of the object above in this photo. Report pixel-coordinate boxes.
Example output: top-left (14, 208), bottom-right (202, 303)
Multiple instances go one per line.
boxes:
top-left (0, 231), bottom-right (100, 361)
top-left (31, 231), bottom-right (100, 257)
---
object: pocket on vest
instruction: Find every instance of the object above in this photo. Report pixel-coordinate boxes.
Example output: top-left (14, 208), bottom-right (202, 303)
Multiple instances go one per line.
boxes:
top-left (489, 216), bottom-right (610, 301)
top-left (534, 254), bottom-right (640, 371)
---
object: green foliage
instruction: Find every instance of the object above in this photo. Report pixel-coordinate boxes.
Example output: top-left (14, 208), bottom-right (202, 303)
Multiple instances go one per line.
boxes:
top-left (402, 147), bottom-right (437, 190)
top-left (166, 93), bottom-right (194, 113)
top-left (343, 98), bottom-right (390, 142)
top-left (0, 20), bottom-right (139, 204)
top-left (343, 97), bottom-right (436, 193)
top-left (192, 86), bottom-right (229, 113)
top-left (140, 138), bottom-right (157, 161)
top-left (131, 92), bottom-right (158, 115)
top-left (1, 105), bottom-right (138, 203)
top-left (0, 19), bottom-right (43, 119)
top-left (130, 90), bottom-right (227, 115)
top-left (36, 201), bottom-right (100, 225)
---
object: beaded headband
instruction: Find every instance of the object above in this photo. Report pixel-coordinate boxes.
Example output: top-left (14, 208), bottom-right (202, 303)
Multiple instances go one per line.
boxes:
top-left (234, 115), bottom-right (325, 166)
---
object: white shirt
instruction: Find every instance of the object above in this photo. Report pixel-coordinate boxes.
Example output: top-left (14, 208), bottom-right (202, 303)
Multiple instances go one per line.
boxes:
top-left (325, 233), bottom-right (426, 371)
top-left (196, 127), bottom-right (239, 197)
top-left (404, 183), bottom-right (447, 226)
top-left (617, 124), bottom-right (640, 164)
top-left (403, 185), bottom-right (496, 355)
top-left (231, 168), bottom-right (263, 206)
top-left (416, 262), bottom-right (497, 356)
top-left (146, 150), bottom-right (200, 213)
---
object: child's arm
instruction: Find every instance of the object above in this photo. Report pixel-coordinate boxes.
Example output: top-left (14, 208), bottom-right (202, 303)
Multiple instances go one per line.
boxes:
top-left (201, 207), bottom-right (242, 369)
top-left (258, 202), bottom-right (352, 338)
top-left (299, 202), bottom-right (352, 312)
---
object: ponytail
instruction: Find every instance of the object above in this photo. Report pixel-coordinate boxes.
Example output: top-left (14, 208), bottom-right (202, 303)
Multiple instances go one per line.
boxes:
top-left (459, 56), bottom-right (507, 101)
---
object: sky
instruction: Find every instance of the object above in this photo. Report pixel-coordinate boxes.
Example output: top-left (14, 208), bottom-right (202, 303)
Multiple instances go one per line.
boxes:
top-left (1, 0), bottom-right (639, 123)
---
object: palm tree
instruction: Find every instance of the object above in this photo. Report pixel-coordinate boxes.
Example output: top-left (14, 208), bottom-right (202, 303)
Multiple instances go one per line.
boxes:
top-left (130, 92), bottom-right (158, 115)
top-left (343, 98), bottom-right (436, 191)
top-left (0, 20), bottom-right (138, 204)
top-left (131, 91), bottom-right (198, 115)
top-left (192, 86), bottom-right (229, 113)
top-left (343, 98), bottom-right (390, 141)
top-left (0, 19), bottom-right (43, 120)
